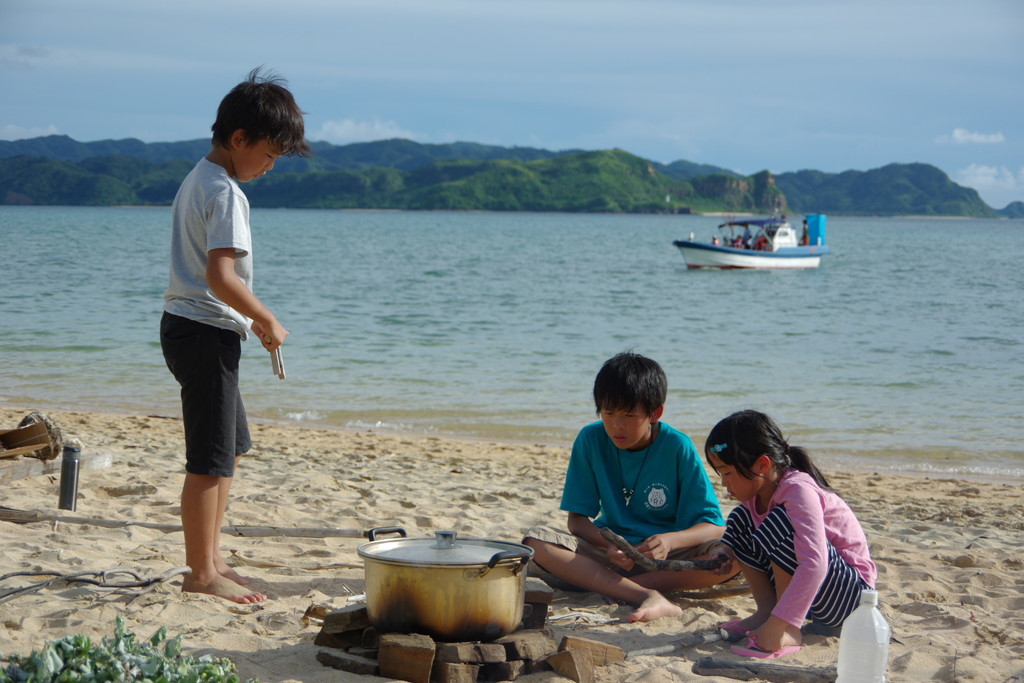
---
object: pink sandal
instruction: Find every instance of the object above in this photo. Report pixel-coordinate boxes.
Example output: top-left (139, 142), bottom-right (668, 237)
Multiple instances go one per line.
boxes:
top-left (731, 634), bottom-right (801, 659)
top-left (718, 619), bottom-right (748, 642)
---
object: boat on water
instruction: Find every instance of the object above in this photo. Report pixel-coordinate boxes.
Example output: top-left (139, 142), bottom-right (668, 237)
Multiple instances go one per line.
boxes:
top-left (673, 213), bottom-right (831, 269)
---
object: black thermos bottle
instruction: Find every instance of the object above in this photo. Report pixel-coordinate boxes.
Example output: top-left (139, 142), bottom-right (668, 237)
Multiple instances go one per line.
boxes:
top-left (58, 444), bottom-right (81, 511)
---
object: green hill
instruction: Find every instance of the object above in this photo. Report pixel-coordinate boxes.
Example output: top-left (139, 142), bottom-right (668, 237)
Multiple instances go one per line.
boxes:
top-left (244, 149), bottom-right (781, 213)
top-left (0, 135), bottom-right (576, 173)
top-left (653, 159), bottom-right (741, 181)
top-left (775, 163), bottom-right (997, 217)
top-left (0, 156), bottom-right (137, 205)
top-left (0, 135), bottom-right (209, 164)
top-left (0, 148), bottom-right (786, 214)
top-left (997, 201), bottom-right (1024, 218)
top-left (0, 135), bottom-right (1009, 216)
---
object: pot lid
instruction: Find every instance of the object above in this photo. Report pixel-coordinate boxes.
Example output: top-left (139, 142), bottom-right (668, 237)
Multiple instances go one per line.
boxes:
top-left (357, 530), bottom-right (533, 567)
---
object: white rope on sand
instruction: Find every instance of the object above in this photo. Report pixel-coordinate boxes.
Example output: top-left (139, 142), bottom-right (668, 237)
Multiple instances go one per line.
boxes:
top-left (0, 566), bottom-right (189, 604)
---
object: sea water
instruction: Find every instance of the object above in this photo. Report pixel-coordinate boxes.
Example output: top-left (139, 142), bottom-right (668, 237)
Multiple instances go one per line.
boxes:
top-left (1, 206), bottom-right (1021, 481)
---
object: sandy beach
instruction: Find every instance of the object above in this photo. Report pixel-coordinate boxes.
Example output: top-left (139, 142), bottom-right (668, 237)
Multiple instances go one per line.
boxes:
top-left (1, 405), bottom-right (1022, 682)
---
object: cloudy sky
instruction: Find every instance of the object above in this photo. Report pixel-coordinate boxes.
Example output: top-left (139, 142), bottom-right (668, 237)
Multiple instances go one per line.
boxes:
top-left (2, 0), bottom-right (1022, 207)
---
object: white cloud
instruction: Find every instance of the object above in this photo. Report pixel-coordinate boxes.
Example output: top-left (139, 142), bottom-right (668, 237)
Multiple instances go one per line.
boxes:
top-left (312, 118), bottom-right (417, 144)
top-left (937, 128), bottom-right (1006, 144)
top-left (0, 124), bottom-right (61, 140)
top-left (955, 163), bottom-right (1024, 207)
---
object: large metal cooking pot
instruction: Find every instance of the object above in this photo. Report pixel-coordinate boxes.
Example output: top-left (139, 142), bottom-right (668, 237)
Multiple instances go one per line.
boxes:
top-left (357, 527), bottom-right (534, 642)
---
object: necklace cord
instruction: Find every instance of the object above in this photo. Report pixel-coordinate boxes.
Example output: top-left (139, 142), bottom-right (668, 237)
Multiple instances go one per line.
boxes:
top-left (616, 424), bottom-right (657, 503)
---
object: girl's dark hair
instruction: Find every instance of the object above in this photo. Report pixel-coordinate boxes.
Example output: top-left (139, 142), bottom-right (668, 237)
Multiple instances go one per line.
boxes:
top-left (593, 352), bottom-right (667, 417)
top-left (211, 67), bottom-right (312, 157)
top-left (704, 410), bottom-right (831, 489)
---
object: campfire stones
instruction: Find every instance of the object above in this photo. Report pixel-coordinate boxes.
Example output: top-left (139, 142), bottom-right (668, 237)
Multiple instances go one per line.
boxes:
top-left (314, 581), bottom-right (622, 683)
top-left (379, 633), bottom-right (436, 682)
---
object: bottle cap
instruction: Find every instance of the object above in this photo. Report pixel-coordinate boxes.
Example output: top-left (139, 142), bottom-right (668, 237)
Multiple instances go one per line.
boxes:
top-left (860, 589), bottom-right (879, 605)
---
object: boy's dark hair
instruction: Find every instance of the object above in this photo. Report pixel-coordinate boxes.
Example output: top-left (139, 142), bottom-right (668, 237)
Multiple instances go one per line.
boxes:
top-left (211, 67), bottom-right (312, 157)
top-left (593, 352), bottom-right (667, 417)
top-left (704, 409), bottom-right (832, 490)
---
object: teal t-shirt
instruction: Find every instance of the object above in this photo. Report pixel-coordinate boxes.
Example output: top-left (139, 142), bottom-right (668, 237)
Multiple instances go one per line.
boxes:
top-left (560, 421), bottom-right (724, 545)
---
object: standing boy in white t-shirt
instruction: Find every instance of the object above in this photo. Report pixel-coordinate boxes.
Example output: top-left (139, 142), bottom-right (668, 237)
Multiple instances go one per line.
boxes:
top-left (161, 67), bottom-right (310, 604)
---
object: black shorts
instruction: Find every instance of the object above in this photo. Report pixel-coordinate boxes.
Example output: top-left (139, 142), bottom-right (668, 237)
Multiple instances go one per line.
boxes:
top-left (160, 312), bottom-right (251, 477)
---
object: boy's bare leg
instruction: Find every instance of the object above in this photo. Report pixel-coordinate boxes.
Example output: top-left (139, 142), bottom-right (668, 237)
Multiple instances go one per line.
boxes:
top-left (211, 455), bottom-right (252, 585)
top-left (630, 565), bottom-right (733, 592)
top-left (528, 540), bottom-right (680, 622)
top-left (181, 472), bottom-right (266, 604)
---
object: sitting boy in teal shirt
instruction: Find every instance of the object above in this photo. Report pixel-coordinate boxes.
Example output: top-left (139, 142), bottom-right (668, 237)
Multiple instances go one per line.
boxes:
top-left (524, 352), bottom-right (730, 622)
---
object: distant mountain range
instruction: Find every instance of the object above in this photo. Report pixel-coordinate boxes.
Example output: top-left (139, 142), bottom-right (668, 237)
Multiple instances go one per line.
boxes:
top-left (1, 135), bottom-right (1020, 217)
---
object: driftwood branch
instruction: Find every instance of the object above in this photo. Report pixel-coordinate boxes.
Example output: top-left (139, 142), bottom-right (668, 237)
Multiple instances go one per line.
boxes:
top-left (598, 527), bottom-right (727, 572)
top-left (0, 507), bottom-right (364, 539)
top-left (626, 630), bottom-right (724, 658)
top-left (693, 656), bottom-right (837, 682)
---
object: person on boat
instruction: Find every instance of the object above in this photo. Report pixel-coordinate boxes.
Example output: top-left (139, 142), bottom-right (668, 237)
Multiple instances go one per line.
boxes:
top-left (742, 225), bottom-right (753, 249)
top-left (754, 235), bottom-right (768, 251)
top-left (523, 352), bottom-right (733, 623)
top-left (801, 219), bottom-right (810, 246)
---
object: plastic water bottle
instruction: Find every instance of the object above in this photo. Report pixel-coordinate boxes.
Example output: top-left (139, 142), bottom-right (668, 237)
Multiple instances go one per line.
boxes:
top-left (836, 589), bottom-right (891, 682)
top-left (58, 444), bottom-right (81, 511)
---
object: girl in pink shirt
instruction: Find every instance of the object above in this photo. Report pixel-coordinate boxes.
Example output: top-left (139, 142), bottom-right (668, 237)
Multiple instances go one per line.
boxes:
top-left (704, 410), bottom-right (877, 658)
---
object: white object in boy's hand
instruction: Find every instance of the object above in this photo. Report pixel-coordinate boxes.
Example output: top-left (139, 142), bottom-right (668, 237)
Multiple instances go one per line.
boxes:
top-left (271, 347), bottom-right (286, 379)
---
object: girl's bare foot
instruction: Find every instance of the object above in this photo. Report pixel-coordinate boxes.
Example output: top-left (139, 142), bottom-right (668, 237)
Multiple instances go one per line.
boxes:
top-left (627, 593), bottom-right (682, 622)
top-left (182, 573), bottom-right (267, 604)
top-left (733, 614), bottom-right (768, 631)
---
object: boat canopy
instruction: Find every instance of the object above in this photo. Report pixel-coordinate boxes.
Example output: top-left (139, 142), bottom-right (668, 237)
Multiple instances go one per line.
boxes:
top-left (717, 218), bottom-right (785, 229)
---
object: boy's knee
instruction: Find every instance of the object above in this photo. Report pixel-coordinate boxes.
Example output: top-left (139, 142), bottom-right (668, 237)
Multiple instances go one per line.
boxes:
top-left (522, 536), bottom-right (548, 551)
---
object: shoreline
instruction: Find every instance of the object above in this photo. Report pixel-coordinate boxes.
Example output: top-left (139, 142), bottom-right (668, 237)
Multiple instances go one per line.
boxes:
top-left (1, 404), bottom-right (1023, 682)
top-left (5, 398), bottom-right (1022, 485)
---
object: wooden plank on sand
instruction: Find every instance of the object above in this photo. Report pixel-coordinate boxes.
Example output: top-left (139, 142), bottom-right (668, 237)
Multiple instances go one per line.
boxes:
top-left (558, 635), bottom-right (626, 666)
top-left (693, 656), bottom-right (837, 683)
top-left (0, 507), bottom-right (364, 538)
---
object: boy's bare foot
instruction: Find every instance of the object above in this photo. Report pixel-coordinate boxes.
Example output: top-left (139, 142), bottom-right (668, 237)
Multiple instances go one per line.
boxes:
top-left (182, 573), bottom-right (267, 604)
top-left (627, 593), bottom-right (682, 622)
top-left (216, 564), bottom-right (253, 585)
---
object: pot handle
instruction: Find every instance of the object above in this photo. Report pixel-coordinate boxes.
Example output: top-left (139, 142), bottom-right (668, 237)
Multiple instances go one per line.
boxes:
top-left (365, 526), bottom-right (408, 541)
top-left (485, 549), bottom-right (532, 576)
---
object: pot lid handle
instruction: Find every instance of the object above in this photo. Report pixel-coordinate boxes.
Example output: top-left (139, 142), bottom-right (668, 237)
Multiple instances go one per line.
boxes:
top-left (365, 526), bottom-right (408, 542)
top-left (486, 549), bottom-right (532, 573)
top-left (434, 530), bottom-right (457, 548)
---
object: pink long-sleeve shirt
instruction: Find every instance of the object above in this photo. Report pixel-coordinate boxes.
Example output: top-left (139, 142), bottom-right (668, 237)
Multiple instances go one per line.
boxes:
top-left (742, 469), bottom-right (877, 627)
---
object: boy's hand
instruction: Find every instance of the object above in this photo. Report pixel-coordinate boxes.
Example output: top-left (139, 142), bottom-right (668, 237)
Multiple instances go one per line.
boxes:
top-left (252, 320), bottom-right (289, 351)
top-left (605, 545), bottom-right (635, 572)
top-left (636, 533), bottom-right (672, 561)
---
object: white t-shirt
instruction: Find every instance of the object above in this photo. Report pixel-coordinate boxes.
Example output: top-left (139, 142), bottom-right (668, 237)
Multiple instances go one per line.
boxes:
top-left (163, 158), bottom-right (254, 338)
